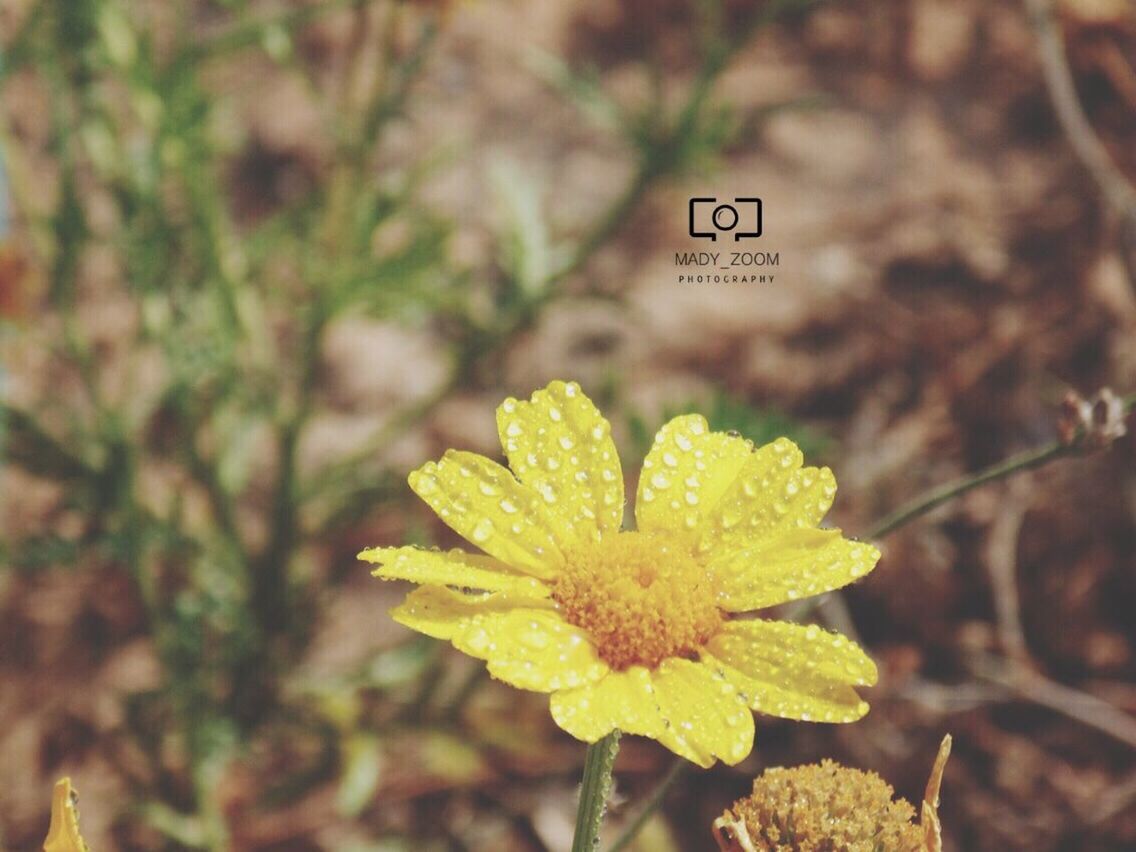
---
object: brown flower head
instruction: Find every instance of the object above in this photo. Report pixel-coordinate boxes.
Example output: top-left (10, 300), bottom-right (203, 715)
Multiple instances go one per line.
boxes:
top-left (713, 735), bottom-right (951, 852)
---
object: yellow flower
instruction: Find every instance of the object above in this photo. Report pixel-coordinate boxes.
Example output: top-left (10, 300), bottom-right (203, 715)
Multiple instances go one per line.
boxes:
top-left (361, 381), bottom-right (880, 767)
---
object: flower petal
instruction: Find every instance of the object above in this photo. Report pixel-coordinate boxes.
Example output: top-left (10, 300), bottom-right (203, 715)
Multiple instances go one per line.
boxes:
top-left (549, 666), bottom-right (712, 766)
top-left (635, 415), bottom-right (755, 536)
top-left (652, 658), bottom-right (755, 767)
top-left (711, 529), bottom-right (880, 611)
top-left (361, 546), bottom-right (552, 597)
top-left (497, 381), bottom-right (625, 544)
top-left (390, 585), bottom-right (553, 640)
top-left (705, 619), bottom-right (876, 724)
top-left (453, 609), bottom-right (610, 692)
top-left (698, 438), bottom-right (836, 555)
top-left (409, 450), bottom-right (563, 578)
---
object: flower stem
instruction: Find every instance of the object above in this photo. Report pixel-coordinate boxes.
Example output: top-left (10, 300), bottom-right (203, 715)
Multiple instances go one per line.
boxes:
top-left (865, 440), bottom-right (1074, 540)
top-left (572, 730), bottom-right (622, 852)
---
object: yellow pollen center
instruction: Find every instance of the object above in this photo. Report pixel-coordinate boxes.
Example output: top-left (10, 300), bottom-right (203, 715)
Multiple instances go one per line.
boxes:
top-left (552, 530), bottom-right (723, 670)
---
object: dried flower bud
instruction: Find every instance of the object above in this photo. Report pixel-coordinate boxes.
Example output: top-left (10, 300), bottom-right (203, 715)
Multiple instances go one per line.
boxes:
top-left (713, 736), bottom-right (951, 852)
top-left (1057, 388), bottom-right (1127, 449)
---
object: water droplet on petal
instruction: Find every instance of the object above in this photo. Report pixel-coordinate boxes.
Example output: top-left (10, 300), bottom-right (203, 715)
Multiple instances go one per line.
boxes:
top-left (471, 518), bottom-right (494, 543)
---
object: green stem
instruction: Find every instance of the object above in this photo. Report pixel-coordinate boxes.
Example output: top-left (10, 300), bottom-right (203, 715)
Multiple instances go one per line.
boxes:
top-left (607, 758), bottom-right (685, 852)
top-left (865, 441), bottom-right (1074, 540)
top-left (572, 731), bottom-right (622, 852)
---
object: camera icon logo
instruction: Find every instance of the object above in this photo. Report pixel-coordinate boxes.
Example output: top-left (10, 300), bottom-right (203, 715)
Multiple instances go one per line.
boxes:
top-left (688, 197), bottom-right (762, 241)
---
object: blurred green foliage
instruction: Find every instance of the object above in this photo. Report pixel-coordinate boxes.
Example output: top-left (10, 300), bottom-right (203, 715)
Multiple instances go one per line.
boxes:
top-left (1, 0), bottom-right (823, 846)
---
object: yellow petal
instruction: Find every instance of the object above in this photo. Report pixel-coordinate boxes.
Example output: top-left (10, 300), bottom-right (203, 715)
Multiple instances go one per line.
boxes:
top-left (44, 778), bottom-right (89, 852)
top-left (697, 438), bottom-right (835, 556)
top-left (549, 666), bottom-right (714, 767)
top-left (453, 608), bottom-right (609, 692)
top-left (711, 529), bottom-right (880, 611)
top-left (652, 658), bottom-right (755, 767)
top-left (497, 380), bottom-right (625, 543)
top-left (409, 449), bottom-right (563, 578)
top-left (705, 620), bottom-right (876, 724)
top-left (390, 585), bottom-right (553, 640)
top-left (361, 545), bottom-right (551, 597)
top-left (635, 415), bottom-right (755, 536)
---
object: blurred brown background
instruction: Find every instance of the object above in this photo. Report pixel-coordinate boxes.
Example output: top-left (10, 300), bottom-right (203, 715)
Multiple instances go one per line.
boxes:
top-left (2, 0), bottom-right (1136, 849)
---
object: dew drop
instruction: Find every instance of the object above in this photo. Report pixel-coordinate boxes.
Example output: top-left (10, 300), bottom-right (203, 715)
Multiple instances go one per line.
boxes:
top-left (675, 434), bottom-right (693, 451)
top-left (662, 452), bottom-right (678, 467)
top-left (559, 435), bottom-right (575, 450)
top-left (471, 519), bottom-right (494, 543)
top-left (651, 472), bottom-right (671, 489)
top-left (500, 498), bottom-right (518, 514)
top-left (549, 406), bottom-right (563, 422)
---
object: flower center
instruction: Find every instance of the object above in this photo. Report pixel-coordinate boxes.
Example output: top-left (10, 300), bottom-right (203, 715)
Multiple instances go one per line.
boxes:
top-left (552, 530), bottom-right (723, 670)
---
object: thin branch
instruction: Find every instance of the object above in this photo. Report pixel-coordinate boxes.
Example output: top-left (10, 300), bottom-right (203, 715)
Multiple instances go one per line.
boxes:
top-left (1023, 0), bottom-right (1136, 284)
top-left (1023, 0), bottom-right (1136, 221)
top-left (983, 479), bottom-right (1031, 663)
top-left (972, 654), bottom-right (1136, 750)
top-left (865, 440), bottom-right (1074, 540)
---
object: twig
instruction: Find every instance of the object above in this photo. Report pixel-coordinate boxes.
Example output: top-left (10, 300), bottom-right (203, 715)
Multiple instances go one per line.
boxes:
top-left (1022, 0), bottom-right (1136, 284)
top-left (1087, 767), bottom-right (1136, 824)
top-left (983, 479), bottom-right (1031, 663)
top-left (867, 392), bottom-right (1135, 541)
top-left (972, 654), bottom-right (1136, 750)
top-left (865, 440), bottom-right (1074, 540)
